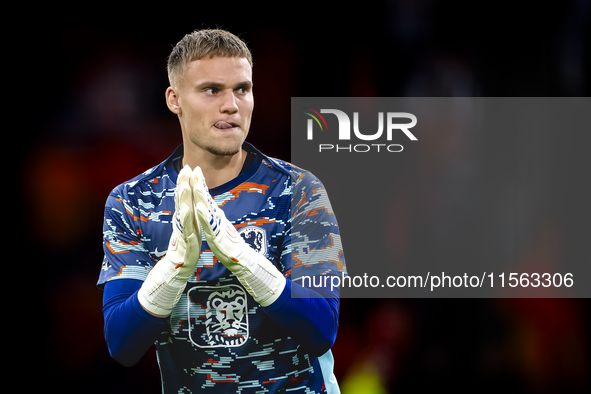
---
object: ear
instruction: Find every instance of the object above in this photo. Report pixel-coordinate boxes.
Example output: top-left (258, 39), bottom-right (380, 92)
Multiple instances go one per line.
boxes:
top-left (166, 86), bottom-right (181, 115)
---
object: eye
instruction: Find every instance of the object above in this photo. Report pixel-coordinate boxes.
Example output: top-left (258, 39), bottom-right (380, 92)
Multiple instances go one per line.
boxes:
top-left (204, 87), bottom-right (219, 95)
top-left (235, 85), bottom-right (251, 94)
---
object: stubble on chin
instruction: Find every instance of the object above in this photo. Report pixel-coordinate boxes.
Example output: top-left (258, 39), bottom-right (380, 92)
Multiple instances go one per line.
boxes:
top-left (204, 144), bottom-right (241, 156)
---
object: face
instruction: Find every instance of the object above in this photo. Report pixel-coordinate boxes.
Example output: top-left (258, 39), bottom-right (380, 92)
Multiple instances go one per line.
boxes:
top-left (167, 56), bottom-right (254, 156)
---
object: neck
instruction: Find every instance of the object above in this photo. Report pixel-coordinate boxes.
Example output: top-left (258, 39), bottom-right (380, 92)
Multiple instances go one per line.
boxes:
top-left (182, 146), bottom-right (247, 189)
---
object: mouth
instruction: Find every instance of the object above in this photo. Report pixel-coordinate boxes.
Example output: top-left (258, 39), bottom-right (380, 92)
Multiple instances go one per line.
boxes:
top-left (214, 121), bottom-right (240, 130)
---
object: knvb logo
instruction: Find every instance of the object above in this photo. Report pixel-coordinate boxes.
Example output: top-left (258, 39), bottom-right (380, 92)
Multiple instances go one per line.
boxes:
top-left (303, 107), bottom-right (417, 152)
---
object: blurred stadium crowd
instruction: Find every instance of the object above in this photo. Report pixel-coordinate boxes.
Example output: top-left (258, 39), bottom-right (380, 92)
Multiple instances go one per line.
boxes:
top-left (21, 1), bottom-right (589, 392)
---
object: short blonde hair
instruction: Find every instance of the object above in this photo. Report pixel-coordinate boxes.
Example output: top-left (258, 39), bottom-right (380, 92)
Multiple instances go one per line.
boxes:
top-left (167, 29), bottom-right (253, 86)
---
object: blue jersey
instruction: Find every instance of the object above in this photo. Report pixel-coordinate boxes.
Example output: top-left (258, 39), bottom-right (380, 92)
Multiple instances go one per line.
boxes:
top-left (98, 142), bottom-right (347, 393)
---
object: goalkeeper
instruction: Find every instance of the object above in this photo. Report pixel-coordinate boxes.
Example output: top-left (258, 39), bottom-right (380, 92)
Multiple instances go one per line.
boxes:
top-left (98, 28), bottom-right (346, 394)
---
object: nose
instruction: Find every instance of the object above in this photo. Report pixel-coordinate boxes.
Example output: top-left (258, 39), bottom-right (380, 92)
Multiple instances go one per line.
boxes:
top-left (220, 90), bottom-right (239, 114)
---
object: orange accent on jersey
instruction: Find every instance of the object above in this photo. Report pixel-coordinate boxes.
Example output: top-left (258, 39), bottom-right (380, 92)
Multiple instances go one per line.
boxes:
top-left (115, 198), bottom-right (150, 222)
top-left (111, 264), bottom-right (147, 278)
top-left (334, 250), bottom-right (346, 270)
top-left (306, 207), bottom-right (332, 217)
top-left (174, 262), bottom-right (184, 269)
top-left (205, 251), bottom-right (218, 267)
top-left (106, 240), bottom-right (141, 254)
top-left (114, 265), bottom-right (126, 277)
top-left (233, 218), bottom-right (277, 228)
top-left (115, 199), bottom-right (171, 222)
top-left (218, 182), bottom-right (271, 207)
top-left (292, 253), bottom-right (303, 268)
top-left (230, 257), bottom-right (240, 263)
top-left (291, 236), bottom-right (344, 270)
top-left (297, 192), bottom-right (307, 208)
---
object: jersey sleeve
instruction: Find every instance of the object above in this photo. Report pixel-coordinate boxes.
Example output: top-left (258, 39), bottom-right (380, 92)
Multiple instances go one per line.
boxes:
top-left (287, 168), bottom-right (347, 281)
top-left (97, 184), bottom-right (153, 288)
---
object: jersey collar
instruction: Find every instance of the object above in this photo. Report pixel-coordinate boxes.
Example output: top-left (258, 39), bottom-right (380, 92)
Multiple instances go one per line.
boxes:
top-left (162, 142), bottom-right (268, 196)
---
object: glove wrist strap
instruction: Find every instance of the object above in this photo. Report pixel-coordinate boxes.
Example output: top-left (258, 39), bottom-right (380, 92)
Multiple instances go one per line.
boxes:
top-left (234, 252), bottom-right (286, 307)
top-left (138, 257), bottom-right (189, 316)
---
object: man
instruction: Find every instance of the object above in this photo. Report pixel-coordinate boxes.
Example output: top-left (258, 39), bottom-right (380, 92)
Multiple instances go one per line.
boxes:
top-left (98, 29), bottom-right (347, 393)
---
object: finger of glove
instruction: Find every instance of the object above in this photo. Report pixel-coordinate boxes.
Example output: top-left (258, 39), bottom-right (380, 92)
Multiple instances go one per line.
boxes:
top-left (190, 168), bottom-right (213, 210)
top-left (195, 201), bottom-right (215, 238)
top-left (189, 166), bottom-right (218, 240)
top-left (175, 177), bottom-right (195, 234)
top-left (192, 186), bottom-right (211, 217)
top-left (190, 168), bottom-right (234, 256)
top-left (176, 165), bottom-right (194, 210)
top-left (195, 201), bottom-right (225, 254)
top-left (195, 201), bottom-right (237, 268)
top-left (196, 200), bottom-right (245, 260)
top-left (177, 165), bottom-right (193, 188)
top-left (180, 232), bottom-right (201, 273)
top-left (175, 203), bottom-right (194, 242)
top-left (176, 180), bottom-right (194, 213)
top-left (176, 165), bottom-right (191, 201)
top-left (190, 166), bottom-right (207, 191)
top-left (193, 207), bottom-right (203, 250)
top-left (191, 182), bottom-right (227, 228)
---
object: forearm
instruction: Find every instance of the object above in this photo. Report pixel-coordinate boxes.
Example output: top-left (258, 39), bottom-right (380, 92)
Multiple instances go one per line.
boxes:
top-left (102, 279), bottom-right (169, 367)
top-left (262, 278), bottom-right (340, 357)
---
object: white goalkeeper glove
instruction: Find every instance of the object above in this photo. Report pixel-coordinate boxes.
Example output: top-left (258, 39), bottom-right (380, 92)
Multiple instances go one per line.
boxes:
top-left (190, 166), bottom-right (286, 307)
top-left (138, 165), bottom-right (202, 317)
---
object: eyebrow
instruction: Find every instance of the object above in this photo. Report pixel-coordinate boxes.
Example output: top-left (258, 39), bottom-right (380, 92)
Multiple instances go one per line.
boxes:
top-left (196, 80), bottom-right (253, 90)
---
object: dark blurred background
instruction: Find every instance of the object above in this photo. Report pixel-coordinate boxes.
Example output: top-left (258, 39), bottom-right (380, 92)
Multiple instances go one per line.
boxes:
top-left (19, 1), bottom-right (590, 392)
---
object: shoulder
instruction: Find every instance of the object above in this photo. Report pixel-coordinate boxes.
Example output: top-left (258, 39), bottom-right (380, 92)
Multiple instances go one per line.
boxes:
top-left (245, 142), bottom-right (323, 189)
top-left (244, 142), bottom-right (291, 178)
top-left (107, 162), bottom-right (168, 201)
top-left (260, 157), bottom-right (328, 205)
top-left (278, 160), bottom-right (328, 202)
top-left (105, 147), bottom-right (179, 212)
top-left (286, 162), bottom-right (321, 186)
